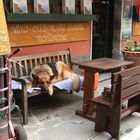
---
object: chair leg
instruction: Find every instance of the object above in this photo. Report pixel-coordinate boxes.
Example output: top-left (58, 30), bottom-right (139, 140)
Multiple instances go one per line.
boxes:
top-left (95, 104), bottom-right (108, 132)
top-left (95, 103), bottom-right (121, 139)
top-left (107, 105), bottom-right (121, 140)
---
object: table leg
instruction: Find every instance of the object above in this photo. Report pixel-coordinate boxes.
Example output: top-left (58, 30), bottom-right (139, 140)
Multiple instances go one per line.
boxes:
top-left (83, 70), bottom-right (95, 114)
top-left (75, 70), bottom-right (96, 121)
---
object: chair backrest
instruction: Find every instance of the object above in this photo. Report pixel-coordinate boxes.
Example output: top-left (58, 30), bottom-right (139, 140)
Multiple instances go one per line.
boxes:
top-left (110, 65), bottom-right (140, 106)
top-left (11, 49), bottom-right (71, 77)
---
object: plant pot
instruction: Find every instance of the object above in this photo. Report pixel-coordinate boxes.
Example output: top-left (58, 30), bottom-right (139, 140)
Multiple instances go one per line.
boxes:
top-left (122, 49), bottom-right (140, 67)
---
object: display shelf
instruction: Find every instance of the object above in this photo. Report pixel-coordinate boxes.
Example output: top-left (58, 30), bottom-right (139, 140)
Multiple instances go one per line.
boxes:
top-left (6, 12), bottom-right (98, 23)
top-left (4, 0), bottom-right (98, 23)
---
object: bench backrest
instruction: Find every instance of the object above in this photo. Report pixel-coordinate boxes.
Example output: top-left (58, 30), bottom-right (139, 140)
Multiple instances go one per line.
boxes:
top-left (11, 49), bottom-right (71, 77)
top-left (110, 65), bottom-right (140, 105)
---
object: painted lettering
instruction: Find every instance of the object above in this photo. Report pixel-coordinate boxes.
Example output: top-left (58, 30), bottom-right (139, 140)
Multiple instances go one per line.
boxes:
top-left (12, 24), bottom-right (28, 34)
top-left (0, 35), bottom-right (9, 42)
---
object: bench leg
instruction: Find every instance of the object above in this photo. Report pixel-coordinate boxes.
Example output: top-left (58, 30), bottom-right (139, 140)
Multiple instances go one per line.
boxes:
top-left (95, 103), bottom-right (121, 139)
top-left (22, 91), bottom-right (28, 125)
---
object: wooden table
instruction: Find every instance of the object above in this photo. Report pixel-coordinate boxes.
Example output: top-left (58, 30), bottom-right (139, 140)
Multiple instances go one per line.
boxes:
top-left (75, 57), bottom-right (134, 122)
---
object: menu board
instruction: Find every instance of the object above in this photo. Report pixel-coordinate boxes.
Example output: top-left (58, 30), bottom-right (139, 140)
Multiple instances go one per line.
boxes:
top-left (0, 1), bottom-right (11, 55)
top-left (34, 0), bottom-right (49, 13)
top-left (8, 22), bottom-right (89, 47)
top-left (80, 0), bottom-right (92, 15)
top-left (12, 0), bottom-right (28, 13)
top-left (62, 0), bottom-right (75, 14)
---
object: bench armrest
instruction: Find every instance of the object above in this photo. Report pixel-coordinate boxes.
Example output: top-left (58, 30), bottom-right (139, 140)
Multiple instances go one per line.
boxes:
top-left (12, 77), bottom-right (31, 93)
top-left (12, 77), bottom-right (27, 84)
top-left (91, 95), bottom-right (112, 107)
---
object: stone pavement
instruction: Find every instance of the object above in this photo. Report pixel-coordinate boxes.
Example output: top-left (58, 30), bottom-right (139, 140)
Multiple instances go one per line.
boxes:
top-left (1, 73), bottom-right (140, 140)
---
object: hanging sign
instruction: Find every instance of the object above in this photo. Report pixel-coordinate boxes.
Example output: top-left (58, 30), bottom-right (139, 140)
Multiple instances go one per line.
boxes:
top-left (121, 0), bottom-right (133, 40)
top-left (0, 0), bottom-right (11, 55)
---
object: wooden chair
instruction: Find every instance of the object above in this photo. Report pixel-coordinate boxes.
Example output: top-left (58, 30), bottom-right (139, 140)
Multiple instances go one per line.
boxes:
top-left (91, 65), bottom-right (140, 139)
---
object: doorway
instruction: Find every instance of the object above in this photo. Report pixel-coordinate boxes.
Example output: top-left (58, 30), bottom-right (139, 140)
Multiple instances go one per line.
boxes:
top-left (92, 0), bottom-right (114, 59)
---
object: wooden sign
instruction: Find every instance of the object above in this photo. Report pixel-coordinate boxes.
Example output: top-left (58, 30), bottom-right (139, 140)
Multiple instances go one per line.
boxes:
top-left (0, 1), bottom-right (11, 55)
top-left (8, 22), bottom-right (89, 47)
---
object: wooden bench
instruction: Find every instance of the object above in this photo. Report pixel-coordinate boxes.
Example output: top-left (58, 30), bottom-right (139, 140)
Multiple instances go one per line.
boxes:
top-left (11, 49), bottom-right (74, 125)
top-left (91, 65), bottom-right (140, 139)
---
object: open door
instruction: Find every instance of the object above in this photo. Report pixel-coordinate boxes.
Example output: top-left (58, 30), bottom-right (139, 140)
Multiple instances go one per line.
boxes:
top-left (92, 0), bottom-right (114, 58)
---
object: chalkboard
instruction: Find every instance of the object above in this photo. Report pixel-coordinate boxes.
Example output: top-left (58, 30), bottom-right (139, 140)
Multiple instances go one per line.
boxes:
top-left (8, 22), bottom-right (90, 47)
top-left (0, 1), bottom-right (11, 55)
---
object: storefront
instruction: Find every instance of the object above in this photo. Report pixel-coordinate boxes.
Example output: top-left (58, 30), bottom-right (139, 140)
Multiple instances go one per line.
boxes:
top-left (4, 0), bottom-right (97, 62)
top-left (2, 0), bottom-right (140, 61)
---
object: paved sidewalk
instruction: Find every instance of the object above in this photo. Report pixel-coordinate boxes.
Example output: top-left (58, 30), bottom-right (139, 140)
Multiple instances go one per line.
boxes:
top-left (1, 73), bottom-right (140, 140)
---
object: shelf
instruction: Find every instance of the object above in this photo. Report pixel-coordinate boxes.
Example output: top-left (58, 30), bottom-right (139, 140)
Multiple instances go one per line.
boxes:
top-left (6, 13), bottom-right (98, 23)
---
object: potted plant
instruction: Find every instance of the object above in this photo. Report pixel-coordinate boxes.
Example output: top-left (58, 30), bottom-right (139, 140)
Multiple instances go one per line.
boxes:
top-left (122, 40), bottom-right (140, 67)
